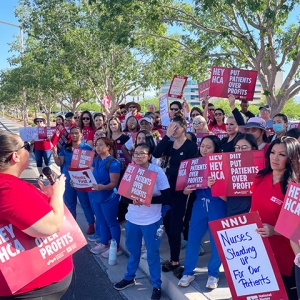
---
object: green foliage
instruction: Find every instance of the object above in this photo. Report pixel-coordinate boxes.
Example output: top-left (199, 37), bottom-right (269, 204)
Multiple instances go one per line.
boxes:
top-left (282, 99), bottom-right (300, 119)
top-left (136, 97), bottom-right (160, 113)
top-left (77, 102), bottom-right (102, 112)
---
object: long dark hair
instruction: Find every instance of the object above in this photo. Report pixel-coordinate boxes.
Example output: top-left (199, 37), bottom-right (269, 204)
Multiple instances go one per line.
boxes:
top-left (199, 135), bottom-right (222, 156)
top-left (95, 137), bottom-right (118, 159)
top-left (65, 126), bottom-right (83, 152)
top-left (212, 108), bottom-right (225, 126)
top-left (257, 137), bottom-right (300, 193)
top-left (79, 110), bottom-right (95, 130)
top-left (134, 130), bottom-right (155, 153)
top-left (124, 116), bottom-right (140, 132)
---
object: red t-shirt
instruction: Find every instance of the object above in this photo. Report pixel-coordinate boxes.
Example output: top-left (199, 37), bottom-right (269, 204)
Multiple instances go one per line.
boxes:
top-left (82, 126), bottom-right (95, 142)
top-left (251, 173), bottom-right (294, 276)
top-left (34, 140), bottom-right (52, 151)
top-left (0, 173), bottom-right (73, 296)
top-left (209, 123), bottom-right (227, 135)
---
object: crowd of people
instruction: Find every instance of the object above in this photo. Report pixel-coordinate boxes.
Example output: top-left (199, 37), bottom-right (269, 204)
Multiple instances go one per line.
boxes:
top-left (1, 97), bottom-right (300, 300)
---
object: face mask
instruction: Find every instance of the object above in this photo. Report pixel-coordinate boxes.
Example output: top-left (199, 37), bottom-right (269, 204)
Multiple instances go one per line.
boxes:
top-left (273, 123), bottom-right (284, 133)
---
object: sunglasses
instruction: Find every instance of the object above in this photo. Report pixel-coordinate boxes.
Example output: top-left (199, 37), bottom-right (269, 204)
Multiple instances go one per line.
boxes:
top-left (129, 106), bottom-right (136, 109)
top-left (121, 110), bottom-right (127, 114)
top-left (214, 113), bottom-right (223, 116)
top-left (36, 120), bottom-right (43, 123)
top-left (209, 108), bottom-right (215, 111)
top-left (192, 113), bottom-right (200, 118)
top-left (260, 109), bottom-right (269, 113)
top-left (193, 120), bottom-right (203, 125)
top-left (21, 141), bottom-right (32, 152)
top-left (82, 117), bottom-right (90, 120)
top-left (94, 133), bottom-right (105, 138)
top-left (74, 117), bottom-right (79, 120)
top-left (170, 108), bottom-right (179, 111)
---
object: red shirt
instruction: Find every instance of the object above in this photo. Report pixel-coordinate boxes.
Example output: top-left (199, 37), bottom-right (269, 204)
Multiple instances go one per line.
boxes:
top-left (251, 173), bottom-right (294, 276)
top-left (209, 123), bottom-right (226, 135)
top-left (82, 126), bottom-right (95, 142)
top-left (34, 140), bottom-right (52, 151)
top-left (0, 173), bottom-right (73, 296)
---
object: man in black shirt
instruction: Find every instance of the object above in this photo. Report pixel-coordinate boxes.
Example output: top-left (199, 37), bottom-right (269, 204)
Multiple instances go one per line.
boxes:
top-left (240, 100), bottom-right (255, 120)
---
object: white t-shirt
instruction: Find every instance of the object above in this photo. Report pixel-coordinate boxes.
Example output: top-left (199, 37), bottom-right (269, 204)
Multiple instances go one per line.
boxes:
top-left (126, 163), bottom-right (170, 225)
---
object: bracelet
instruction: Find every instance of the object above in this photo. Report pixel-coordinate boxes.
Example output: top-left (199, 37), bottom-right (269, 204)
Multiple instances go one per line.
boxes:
top-left (294, 253), bottom-right (300, 267)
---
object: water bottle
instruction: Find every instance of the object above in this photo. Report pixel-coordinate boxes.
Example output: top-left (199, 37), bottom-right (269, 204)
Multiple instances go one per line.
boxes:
top-left (155, 225), bottom-right (164, 240)
top-left (108, 239), bottom-right (117, 266)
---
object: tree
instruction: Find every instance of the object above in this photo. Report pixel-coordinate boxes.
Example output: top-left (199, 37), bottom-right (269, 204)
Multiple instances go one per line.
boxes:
top-left (92, 0), bottom-right (300, 116)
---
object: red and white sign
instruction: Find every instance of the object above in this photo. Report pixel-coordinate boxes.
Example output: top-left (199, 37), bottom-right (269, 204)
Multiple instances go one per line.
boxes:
top-left (289, 122), bottom-right (300, 129)
top-left (209, 66), bottom-right (258, 100)
top-left (51, 125), bottom-right (69, 150)
top-left (195, 132), bottom-right (209, 149)
top-left (168, 75), bottom-right (188, 99)
top-left (0, 206), bottom-right (87, 294)
top-left (118, 164), bottom-right (158, 206)
top-left (176, 157), bottom-right (208, 191)
top-left (159, 94), bottom-right (169, 124)
top-left (206, 151), bottom-right (265, 197)
top-left (67, 167), bottom-right (97, 192)
top-left (198, 79), bottom-right (210, 99)
top-left (102, 94), bottom-right (111, 109)
top-left (275, 182), bottom-right (300, 243)
top-left (209, 212), bottom-right (288, 300)
top-left (70, 148), bottom-right (94, 168)
top-left (38, 127), bottom-right (56, 139)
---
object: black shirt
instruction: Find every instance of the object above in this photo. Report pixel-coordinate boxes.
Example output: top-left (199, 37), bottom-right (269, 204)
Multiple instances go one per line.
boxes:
top-left (241, 110), bottom-right (255, 121)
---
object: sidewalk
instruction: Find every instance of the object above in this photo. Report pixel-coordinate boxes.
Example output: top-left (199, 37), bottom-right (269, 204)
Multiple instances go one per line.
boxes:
top-left (0, 116), bottom-right (232, 300)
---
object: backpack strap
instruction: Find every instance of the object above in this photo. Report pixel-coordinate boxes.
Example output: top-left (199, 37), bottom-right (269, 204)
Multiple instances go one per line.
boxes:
top-left (105, 156), bottom-right (116, 172)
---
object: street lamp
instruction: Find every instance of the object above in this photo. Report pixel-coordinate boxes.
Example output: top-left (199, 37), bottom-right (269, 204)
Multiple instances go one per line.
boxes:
top-left (0, 20), bottom-right (28, 127)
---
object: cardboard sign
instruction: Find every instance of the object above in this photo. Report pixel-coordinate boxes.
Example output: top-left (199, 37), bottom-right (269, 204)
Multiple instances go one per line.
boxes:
top-left (275, 182), bottom-right (300, 243)
top-left (38, 127), bottom-right (56, 139)
top-left (159, 94), bottom-right (169, 124)
top-left (19, 127), bottom-right (38, 141)
top-left (70, 148), bottom-right (94, 168)
top-left (0, 206), bottom-right (87, 294)
top-left (168, 75), bottom-right (188, 99)
top-left (207, 151), bottom-right (265, 197)
top-left (67, 167), bottom-right (97, 192)
top-left (198, 79), bottom-right (210, 99)
top-left (209, 66), bottom-right (258, 100)
top-left (209, 212), bottom-right (288, 300)
top-left (195, 132), bottom-right (209, 149)
top-left (118, 164), bottom-right (158, 206)
top-left (176, 157), bottom-right (208, 190)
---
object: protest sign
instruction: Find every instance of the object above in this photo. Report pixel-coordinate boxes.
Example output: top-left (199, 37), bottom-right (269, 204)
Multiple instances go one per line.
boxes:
top-left (209, 66), bottom-right (258, 100)
top-left (209, 212), bottom-right (288, 300)
top-left (275, 182), bottom-right (300, 243)
top-left (198, 79), bottom-right (210, 99)
top-left (176, 157), bottom-right (208, 190)
top-left (51, 125), bottom-right (69, 150)
top-left (0, 206), bottom-right (87, 294)
top-left (159, 94), bottom-right (169, 124)
top-left (70, 148), bottom-right (94, 168)
top-left (118, 163), bottom-right (158, 206)
top-left (168, 75), bottom-right (188, 99)
top-left (195, 133), bottom-right (209, 149)
top-left (102, 94), bottom-right (111, 109)
top-left (37, 127), bottom-right (56, 140)
top-left (289, 122), bottom-right (300, 129)
top-left (115, 142), bottom-right (130, 165)
top-left (206, 151), bottom-right (265, 197)
top-left (67, 167), bottom-right (97, 192)
top-left (19, 127), bottom-right (38, 141)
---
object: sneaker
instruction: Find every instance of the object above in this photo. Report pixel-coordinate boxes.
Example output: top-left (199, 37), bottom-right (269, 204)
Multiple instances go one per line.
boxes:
top-left (88, 234), bottom-right (100, 242)
top-left (151, 287), bottom-right (161, 300)
top-left (101, 248), bottom-right (123, 258)
top-left (178, 275), bottom-right (195, 287)
top-left (38, 174), bottom-right (43, 180)
top-left (199, 244), bottom-right (205, 256)
top-left (114, 279), bottom-right (135, 291)
top-left (180, 240), bottom-right (188, 250)
top-left (86, 224), bottom-right (95, 235)
top-left (206, 276), bottom-right (219, 289)
top-left (141, 250), bottom-right (147, 260)
top-left (90, 243), bottom-right (108, 254)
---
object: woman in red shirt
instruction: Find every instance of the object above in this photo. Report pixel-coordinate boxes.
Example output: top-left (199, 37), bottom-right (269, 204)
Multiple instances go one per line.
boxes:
top-left (78, 110), bottom-right (96, 147)
top-left (0, 131), bottom-right (72, 299)
top-left (251, 137), bottom-right (299, 299)
top-left (208, 108), bottom-right (226, 136)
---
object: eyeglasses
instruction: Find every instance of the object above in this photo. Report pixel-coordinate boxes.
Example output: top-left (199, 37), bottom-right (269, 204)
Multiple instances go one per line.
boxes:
top-left (121, 110), bottom-right (127, 114)
top-left (209, 108), bottom-right (215, 111)
top-left (234, 145), bottom-right (251, 151)
top-left (129, 106), bottom-right (136, 109)
top-left (170, 108), bottom-right (179, 111)
top-left (214, 113), bottom-right (223, 116)
top-left (133, 152), bottom-right (148, 157)
top-left (260, 109), bottom-right (269, 113)
top-left (82, 117), bottom-right (90, 120)
top-left (192, 114), bottom-right (200, 118)
top-left (193, 120), bottom-right (203, 125)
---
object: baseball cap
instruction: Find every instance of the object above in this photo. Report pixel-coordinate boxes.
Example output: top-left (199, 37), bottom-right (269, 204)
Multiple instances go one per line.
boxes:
top-left (259, 105), bottom-right (270, 111)
top-left (138, 117), bottom-right (153, 125)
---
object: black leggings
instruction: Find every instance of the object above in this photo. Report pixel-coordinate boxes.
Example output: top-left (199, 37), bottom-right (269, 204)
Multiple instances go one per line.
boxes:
top-left (282, 266), bottom-right (298, 300)
top-left (182, 192), bottom-right (196, 241)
